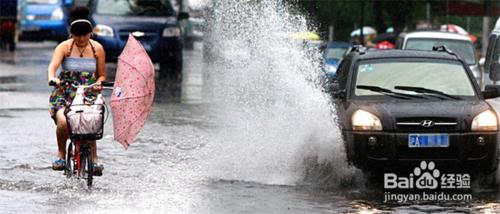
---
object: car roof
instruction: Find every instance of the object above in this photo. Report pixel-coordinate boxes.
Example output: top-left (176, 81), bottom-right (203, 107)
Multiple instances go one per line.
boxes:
top-left (352, 49), bottom-right (460, 61)
top-left (404, 31), bottom-right (471, 41)
top-left (493, 18), bottom-right (500, 34)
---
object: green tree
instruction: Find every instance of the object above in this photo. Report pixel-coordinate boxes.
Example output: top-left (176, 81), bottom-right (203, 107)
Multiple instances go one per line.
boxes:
top-left (294, 0), bottom-right (428, 41)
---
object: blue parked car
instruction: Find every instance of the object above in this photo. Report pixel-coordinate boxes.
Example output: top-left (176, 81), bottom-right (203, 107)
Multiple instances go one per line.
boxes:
top-left (322, 41), bottom-right (350, 79)
top-left (87, 0), bottom-right (189, 79)
top-left (20, 0), bottom-right (73, 41)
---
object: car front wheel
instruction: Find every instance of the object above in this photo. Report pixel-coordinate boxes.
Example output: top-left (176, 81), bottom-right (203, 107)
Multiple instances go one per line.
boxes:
top-left (160, 59), bottom-right (182, 81)
top-left (159, 53), bottom-right (183, 97)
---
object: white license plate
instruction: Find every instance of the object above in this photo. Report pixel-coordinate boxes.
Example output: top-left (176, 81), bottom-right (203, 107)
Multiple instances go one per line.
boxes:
top-left (408, 134), bottom-right (449, 148)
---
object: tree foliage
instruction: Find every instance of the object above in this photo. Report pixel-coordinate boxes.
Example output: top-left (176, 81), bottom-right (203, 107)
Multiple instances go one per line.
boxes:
top-left (291, 0), bottom-right (480, 42)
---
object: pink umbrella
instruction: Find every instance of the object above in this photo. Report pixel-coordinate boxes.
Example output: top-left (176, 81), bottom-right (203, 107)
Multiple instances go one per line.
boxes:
top-left (111, 34), bottom-right (155, 149)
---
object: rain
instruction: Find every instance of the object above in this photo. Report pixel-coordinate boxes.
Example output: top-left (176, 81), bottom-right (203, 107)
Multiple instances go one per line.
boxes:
top-left (2, 0), bottom-right (500, 213)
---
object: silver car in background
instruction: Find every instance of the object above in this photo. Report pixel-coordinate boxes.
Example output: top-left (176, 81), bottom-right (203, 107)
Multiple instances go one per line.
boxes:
top-left (400, 31), bottom-right (482, 88)
top-left (484, 18), bottom-right (500, 86)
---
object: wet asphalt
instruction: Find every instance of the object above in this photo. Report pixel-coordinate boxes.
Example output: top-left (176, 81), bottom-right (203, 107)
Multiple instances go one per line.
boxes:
top-left (2, 41), bottom-right (500, 213)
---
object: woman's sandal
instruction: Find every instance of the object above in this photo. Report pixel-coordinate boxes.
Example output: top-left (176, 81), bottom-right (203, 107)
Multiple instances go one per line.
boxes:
top-left (52, 159), bottom-right (66, 171)
top-left (93, 163), bottom-right (103, 176)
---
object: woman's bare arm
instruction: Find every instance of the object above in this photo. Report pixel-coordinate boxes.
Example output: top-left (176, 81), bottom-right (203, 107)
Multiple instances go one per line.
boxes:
top-left (47, 42), bottom-right (67, 81)
top-left (94, 41), bottom-right (106, 83)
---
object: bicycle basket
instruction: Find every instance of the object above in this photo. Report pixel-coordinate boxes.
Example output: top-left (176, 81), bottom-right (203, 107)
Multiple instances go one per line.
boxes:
top-left (66, 104), bottom-right (105, 140)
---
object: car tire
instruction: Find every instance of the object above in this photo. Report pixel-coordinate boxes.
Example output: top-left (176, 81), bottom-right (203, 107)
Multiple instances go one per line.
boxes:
top-left (159, 55), bottom-right (183, 82)
top-left (475, 171), bottom-right (498, 190)
top-left (159, 54), bottom-right (183, 97)
top-left (184, 37), bottom-right (194, 50)
top-left (342, 133), bottom-right (356, 165)
top-left (8, 37), bottom-right (15, 52)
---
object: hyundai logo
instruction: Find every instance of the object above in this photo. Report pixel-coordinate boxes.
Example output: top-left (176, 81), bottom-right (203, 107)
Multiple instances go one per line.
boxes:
top-left (420, 120), bottom-right (435, 127)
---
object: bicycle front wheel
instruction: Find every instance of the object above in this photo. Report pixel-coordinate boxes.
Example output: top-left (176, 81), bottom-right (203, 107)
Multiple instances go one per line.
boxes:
top-left (79, 148), bottom-right (94, 188)
top-left (65, 142), bottom-right (73, 178)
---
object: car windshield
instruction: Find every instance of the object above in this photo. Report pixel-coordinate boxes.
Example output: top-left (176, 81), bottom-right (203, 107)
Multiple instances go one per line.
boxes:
top-left (27, 0), bottom-right (58, 4)
top-left (405, 38), bottom-right (476, 65)
top-left (354, 60), bottom-right (476, 98)
top-left (95, 0), bottom-right (174, 17)
top-left (324, 47), bottom-right (347, 59)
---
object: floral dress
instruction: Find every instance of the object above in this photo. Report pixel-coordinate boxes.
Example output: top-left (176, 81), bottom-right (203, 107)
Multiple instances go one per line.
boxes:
top-left (49, 41), bottom-right (99, 122)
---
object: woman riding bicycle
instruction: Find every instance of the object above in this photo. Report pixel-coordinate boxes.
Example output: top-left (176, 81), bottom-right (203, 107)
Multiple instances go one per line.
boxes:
top-left (47, 6), bottom-right (106, 175)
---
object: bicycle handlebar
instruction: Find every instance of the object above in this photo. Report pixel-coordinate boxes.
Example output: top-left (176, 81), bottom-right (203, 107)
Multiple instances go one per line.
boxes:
top-left (101, 81), bottom-right (114, 87)
top-left (49, 80), bottom-right (114, 89)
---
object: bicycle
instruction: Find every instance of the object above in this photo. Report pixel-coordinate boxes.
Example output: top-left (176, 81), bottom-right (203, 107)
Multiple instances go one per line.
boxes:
top-left (49, 80), bottom-right (114, 188)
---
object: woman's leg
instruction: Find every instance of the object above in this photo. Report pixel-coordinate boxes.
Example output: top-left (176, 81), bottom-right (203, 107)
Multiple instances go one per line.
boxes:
top-left (55, 108), bottom-right (69, 159)
top-left (90, 140), bottom-right (103, 175)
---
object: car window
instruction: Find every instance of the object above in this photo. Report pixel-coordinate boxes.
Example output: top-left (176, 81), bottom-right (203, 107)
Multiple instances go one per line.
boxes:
top-left (27, 0), bottom-right (59, 4)
top-left (354, 60), bottom-right (476, 97)
top-left (95, 0), bottom-right (174, 17)
top-left (405, 38), bottom-right (476, 65)
top-left (336, 57), bottom-right (351, 90)
top-left (324, 47), bottom-right (347, 59)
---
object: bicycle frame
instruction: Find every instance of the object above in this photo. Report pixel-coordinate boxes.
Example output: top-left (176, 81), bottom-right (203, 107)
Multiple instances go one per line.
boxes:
top-left (49, 80), bottom-right (113, 188)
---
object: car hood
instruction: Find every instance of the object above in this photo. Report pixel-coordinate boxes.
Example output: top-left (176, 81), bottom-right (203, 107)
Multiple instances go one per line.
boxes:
top-left (92, 15), bottom-right (177, 31)
top-left (343, 99), bottom-right (492, 131)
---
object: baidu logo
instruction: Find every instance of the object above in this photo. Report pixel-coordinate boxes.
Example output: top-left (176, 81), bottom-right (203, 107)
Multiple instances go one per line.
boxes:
top-left (384, 161), bottom-right (470, 190)
top-left (414, 161), bottom-right (440, 189)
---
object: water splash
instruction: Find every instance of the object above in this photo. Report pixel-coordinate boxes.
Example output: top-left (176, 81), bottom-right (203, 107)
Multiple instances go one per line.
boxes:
top-left (202, 0), bottom-right (358, 187)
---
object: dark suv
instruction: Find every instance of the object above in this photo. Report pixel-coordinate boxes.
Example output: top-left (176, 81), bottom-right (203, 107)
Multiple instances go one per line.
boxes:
top-left (88, 0), bottom-right (188, 79)
top-left (332, 47), bottom-right (500, 175)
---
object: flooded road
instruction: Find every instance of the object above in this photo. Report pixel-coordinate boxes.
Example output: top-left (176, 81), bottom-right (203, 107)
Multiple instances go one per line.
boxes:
top-left (0, 40), bottom-right (359, 213)
top-left (2, 1), bottom-right (500, 213)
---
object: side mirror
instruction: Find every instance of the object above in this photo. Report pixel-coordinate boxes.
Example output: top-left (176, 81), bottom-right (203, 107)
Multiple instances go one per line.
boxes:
top-left (177, 12), bottom-right (189, 20)
top-left (489, 62), bottom-right (500, 81)
top-left (482, 85), bottom-right (500, 99)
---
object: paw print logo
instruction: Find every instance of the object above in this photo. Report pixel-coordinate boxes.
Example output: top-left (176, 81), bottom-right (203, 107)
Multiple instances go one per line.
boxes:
top-left (414, 161), bottom-right (440, 189)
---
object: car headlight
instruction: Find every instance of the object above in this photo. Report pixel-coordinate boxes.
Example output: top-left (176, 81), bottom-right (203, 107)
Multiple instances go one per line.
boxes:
top-left (93, 24), bottom-right (114, 37)
top-left (471, 110), bottom-right (498, 131)
top-left (162, 27), bottom-right (180, 37)
top-left (51, 7), bottom-right (64, 20)
top-left (352, 109), bottom-right (382, 131)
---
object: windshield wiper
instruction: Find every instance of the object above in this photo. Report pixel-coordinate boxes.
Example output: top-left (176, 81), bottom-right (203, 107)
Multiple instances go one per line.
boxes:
top-left (394, 86), bottom-right (461, 100)
top-left (356, 85), bottom-right (425, 100)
